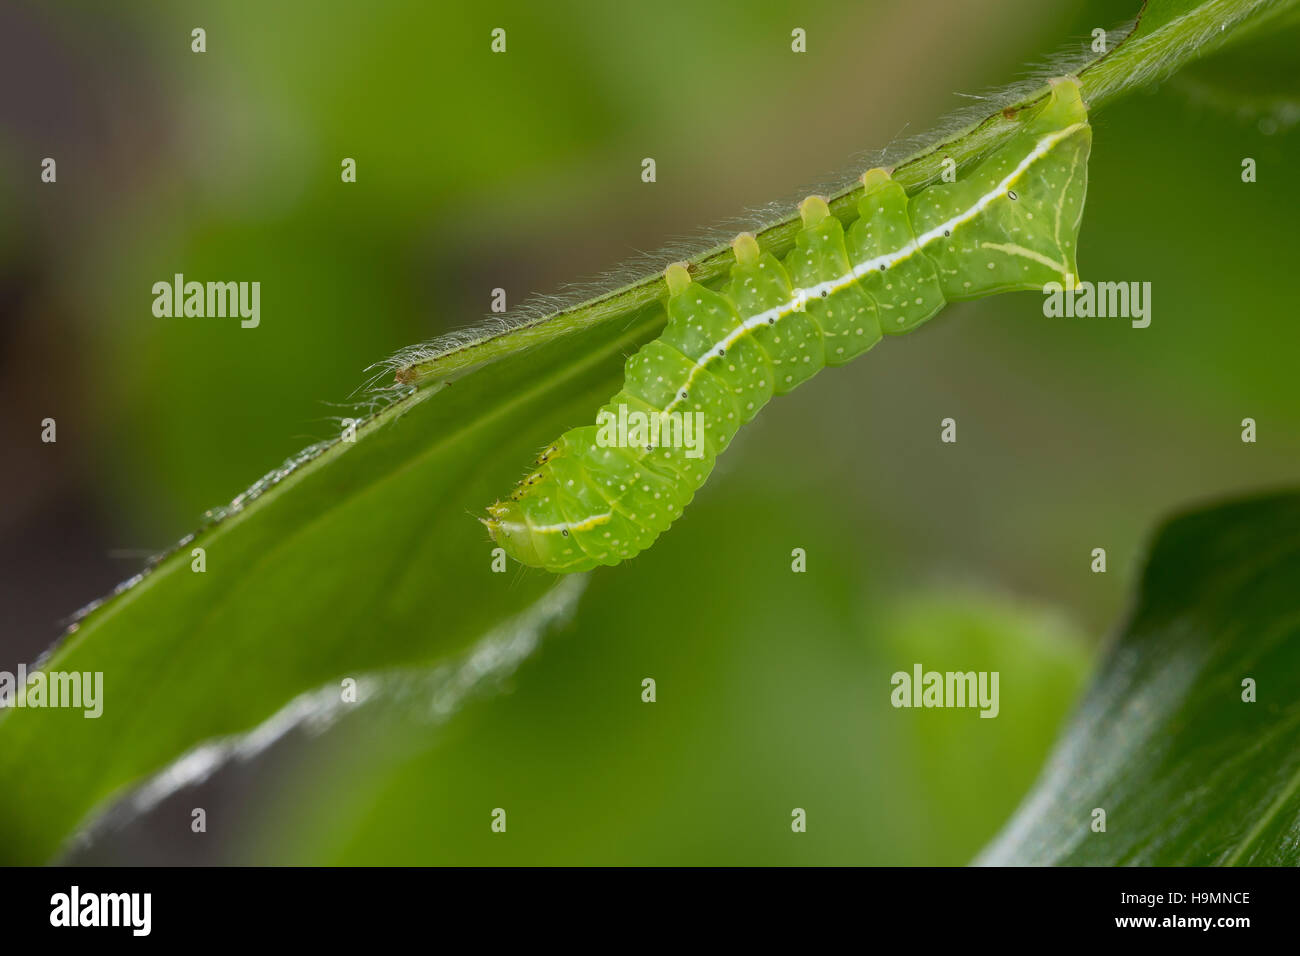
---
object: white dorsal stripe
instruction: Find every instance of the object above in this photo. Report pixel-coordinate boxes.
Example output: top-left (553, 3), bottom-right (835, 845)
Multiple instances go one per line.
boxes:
top-left (662, 122), bottom-right (1086, 415)
top-left (496, 512), bottom-right (613, 536)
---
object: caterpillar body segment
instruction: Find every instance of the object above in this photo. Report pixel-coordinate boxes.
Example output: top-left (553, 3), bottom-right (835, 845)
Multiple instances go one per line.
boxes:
top-left (788, 196), bottom-right (878, 369)
top-left (851, 169), bottom-right (945, 335)
top-left (486, 77), bottom-right (1091, 572)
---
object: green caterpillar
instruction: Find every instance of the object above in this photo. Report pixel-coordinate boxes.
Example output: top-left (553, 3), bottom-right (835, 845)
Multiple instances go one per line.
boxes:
top-left (486, 77), bottom-right (1090, 573)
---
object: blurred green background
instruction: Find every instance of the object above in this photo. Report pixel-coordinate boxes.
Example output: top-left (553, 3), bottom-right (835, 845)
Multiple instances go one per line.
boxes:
top-left (2, 0), bottom-right (1297, 863)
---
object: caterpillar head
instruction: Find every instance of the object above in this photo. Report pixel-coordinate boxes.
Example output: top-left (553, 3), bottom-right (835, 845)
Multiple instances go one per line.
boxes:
top-left (481, 499), bottom-right (543, 567)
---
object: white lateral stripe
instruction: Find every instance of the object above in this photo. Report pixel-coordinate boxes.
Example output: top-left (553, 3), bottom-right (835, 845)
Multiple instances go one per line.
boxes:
top-left (978, 241), bottom-right (1067, 274)
top-left (495, 512), bottom-right (613, 536)
top-left (663, 123), bottom-right (1085, 414)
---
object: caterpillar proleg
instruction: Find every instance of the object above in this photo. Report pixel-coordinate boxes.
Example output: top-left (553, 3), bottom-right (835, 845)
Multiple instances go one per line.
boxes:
top-left (486, 77), bottom-right (1090, 573)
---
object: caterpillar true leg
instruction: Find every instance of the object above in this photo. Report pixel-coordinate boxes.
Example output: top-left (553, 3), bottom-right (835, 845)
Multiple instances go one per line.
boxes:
top-left (485, 77), bottom-right (1090, 573)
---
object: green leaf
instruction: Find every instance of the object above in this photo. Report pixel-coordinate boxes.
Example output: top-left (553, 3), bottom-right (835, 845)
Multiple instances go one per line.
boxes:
top-left (0, 313), bottom-right (659, 864)
top-left (979, 491), bottom-right (1300, 865)
top-left (1, 0), bottom-right (1292, 864)
top-left (1169, 7), bottom-right (1300, 132)
top-left (391, 0), bottom-right (1300, 387)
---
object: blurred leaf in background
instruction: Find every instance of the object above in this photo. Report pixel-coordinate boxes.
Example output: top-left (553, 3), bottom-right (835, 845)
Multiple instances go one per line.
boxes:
top-left (2, 0), bottom-right (1299, 864)
top-left (982, 493), bottom-right (1300, 866)
top-left (243, 493), bottom-right (1089, 865)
